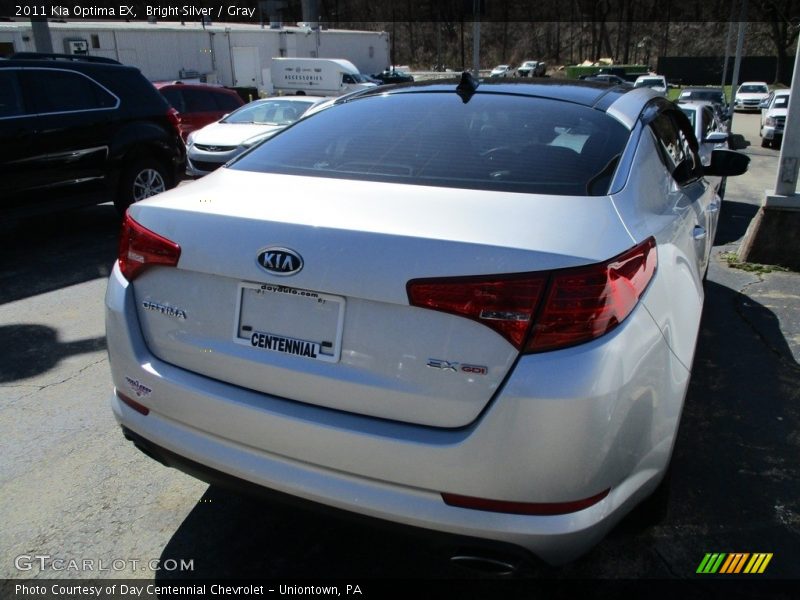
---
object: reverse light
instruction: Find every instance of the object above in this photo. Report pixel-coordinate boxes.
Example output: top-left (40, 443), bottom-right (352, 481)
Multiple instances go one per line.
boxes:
top-left (118, 212), bottom-right (181, 282)
top-left (407, 238), bottom-right (656, 353)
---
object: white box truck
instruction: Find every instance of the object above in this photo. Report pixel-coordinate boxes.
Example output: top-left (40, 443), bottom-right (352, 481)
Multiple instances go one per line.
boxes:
top-left (270, 58), bottom-right (377, 96)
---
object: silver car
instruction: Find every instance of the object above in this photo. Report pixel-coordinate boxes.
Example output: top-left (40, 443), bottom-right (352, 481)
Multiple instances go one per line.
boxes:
top-left (107, 77), bottom-right (748, 566)
top-left (678, 101), bottom-right (729, 166)
top-left (185, 96), bottom-right (326, 176)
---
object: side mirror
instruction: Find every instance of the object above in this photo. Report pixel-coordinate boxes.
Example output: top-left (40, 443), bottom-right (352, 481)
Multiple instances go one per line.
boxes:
top-left (703, 131), bottom-right (728, 144)
top-left (705, 149), bottom-right (750, 177)
top-left (759, 100), bottom-right (770, 109)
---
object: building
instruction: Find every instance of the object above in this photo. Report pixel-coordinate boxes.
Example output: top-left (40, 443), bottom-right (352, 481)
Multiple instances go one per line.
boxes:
top-left (0, 19), bottom-right (390, 91)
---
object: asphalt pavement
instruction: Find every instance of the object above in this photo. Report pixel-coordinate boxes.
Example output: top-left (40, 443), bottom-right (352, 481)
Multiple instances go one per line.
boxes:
top-left (0, 112), bottom-right (798, 594)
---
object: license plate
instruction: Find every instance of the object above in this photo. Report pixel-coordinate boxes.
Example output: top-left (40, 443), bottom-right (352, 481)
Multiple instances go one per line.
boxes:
top-left (234, 282), bottom-right (345, 363)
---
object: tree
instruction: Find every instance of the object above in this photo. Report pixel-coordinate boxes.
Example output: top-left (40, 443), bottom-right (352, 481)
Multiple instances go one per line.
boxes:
top-left (753, 0), bottom-right (800, 84)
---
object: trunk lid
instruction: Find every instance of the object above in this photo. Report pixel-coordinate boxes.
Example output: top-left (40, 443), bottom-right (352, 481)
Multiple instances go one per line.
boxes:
top-left (128, 169), bottom-right (633, 427)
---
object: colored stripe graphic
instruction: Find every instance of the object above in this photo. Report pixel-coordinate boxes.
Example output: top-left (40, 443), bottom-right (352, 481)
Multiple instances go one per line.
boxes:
top-left (697, 553), bottom-right (726, 574)
top-left (720, 553), bottom-right (749, 573)
top-left (744, 553), bottom-right (773, 574)
top-left (697, 553), bottom-right (773, 574)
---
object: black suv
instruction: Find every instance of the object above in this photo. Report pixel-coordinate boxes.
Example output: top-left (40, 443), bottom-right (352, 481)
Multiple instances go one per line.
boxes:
top-left (0, 53), bottom-right (185, 217)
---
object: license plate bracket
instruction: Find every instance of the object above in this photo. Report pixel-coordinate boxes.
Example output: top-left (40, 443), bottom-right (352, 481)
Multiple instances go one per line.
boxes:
top-left (234, 282), bottom-right (345, 363)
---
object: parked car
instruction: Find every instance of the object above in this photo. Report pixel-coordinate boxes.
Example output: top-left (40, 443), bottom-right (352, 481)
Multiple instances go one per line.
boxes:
top-left (581, 74), bottom-right (632, 87)
top-left (678, 86), bottom-right (729, 121)
top-left (677, 101), bottom-right (729, 166)
top-left (186, 96), bottom-right (326, 176)
top-left (107, 75), bottom-right (748, 567)
top-left (154, 82), bottom-right (244, 142)
top-left (759, 88), bottom-right (790, 148)
top-left (733, 81), bottom-right (769, 112)
top-left (371, 68), bottom-right (415, 84)
top-left (490, 64), bottom-right (511, 78)
top-left (1, 53), bottom-right (185, 217)
top-left (633, 74), bottom-right (668, 96)
top-left (678, 100), bottom-right (731, 199)
top-left (515, 60), bottom-right (546, 77)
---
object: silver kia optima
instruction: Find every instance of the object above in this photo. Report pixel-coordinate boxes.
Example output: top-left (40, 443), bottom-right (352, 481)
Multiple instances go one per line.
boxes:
top-left (106, 75), bottom-right (748, 567)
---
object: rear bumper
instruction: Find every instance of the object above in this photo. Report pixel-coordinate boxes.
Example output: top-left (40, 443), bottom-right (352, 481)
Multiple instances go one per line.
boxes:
top-left (119, 425), bottom-right (544, 571)
top-left (106, 264), bottom-right (690, 565)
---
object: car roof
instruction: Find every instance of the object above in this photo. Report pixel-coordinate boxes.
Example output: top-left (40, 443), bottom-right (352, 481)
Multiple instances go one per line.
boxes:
top-left (1, 56), bottom-right (137, 74)
top-left (363, 77), bottom-right (631, 110)
top-left (255, 95), bottom-right (329, 103)
top-left (153, 81), bottom-right (238, 93)
top-left (681, 87), bottom-right (724, 92)
top-left (678, 100), bottom-right (715, 110)
top-left (739, 81), bottom-right (768, 86)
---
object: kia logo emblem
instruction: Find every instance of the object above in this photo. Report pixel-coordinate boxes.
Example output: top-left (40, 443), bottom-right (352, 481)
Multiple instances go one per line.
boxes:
top-left (256, 247), bottom-right (303, 276)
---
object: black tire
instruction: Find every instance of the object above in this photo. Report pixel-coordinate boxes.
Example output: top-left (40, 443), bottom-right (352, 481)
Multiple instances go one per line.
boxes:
top-left (115, 158), bottom-right (169, 215)
top-left (761, 137), bottom-right (770, 148)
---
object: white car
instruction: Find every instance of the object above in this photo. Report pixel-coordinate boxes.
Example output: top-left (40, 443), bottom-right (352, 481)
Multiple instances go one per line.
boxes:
top-left (515, 60), bottom-right (544, 77)
top-left (733, 81), bottom-right (769, 112)
top-left (490, 64), bottom-right (511, 77)
top-left (678, 101), bottom-right (729, 166)
top-left (107, 78), bottom-right (748, 568)
top-left (186, 96), bottom-right (327, 176)
top-left (633, 75), bottom-right (668, 96)
top-left (759, 88), bottom-right (790, 147)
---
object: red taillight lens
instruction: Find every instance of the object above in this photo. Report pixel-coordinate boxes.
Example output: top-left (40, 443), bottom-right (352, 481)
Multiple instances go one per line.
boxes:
top-left (407, 274), bottom-right (548, 349)
top-left (441, 488), bottom-right (610, 515)
top-left (118, 212), bottom-right (181, 281)
top-left (116, 390), bottom-right (150, 416)
top-left (406, 238), bottom-right (656, 353)
top-left (527, 237), bottom-right (656, 352)
top-left (166, 107), bottom-right (182, 137)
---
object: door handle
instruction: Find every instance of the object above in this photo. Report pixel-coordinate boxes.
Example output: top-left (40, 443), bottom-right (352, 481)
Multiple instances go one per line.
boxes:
top-left (693, 226), bottom-right (707, 240)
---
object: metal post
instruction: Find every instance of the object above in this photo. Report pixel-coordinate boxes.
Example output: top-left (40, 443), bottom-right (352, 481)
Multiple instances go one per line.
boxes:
top-left (720, 1), bottom-right (736, 96)
top-left (771, 39), bottom-right (800, 200)
top-left (472, 0), bottom-right (481, 76)
top-left (30, 17), bottom-right (53, 53)
top-left (728, 0), bottom-right (748, 131)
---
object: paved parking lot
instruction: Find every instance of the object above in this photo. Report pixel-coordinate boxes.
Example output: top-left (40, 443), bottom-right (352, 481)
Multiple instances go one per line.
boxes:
top-left (1, 113), bottom-right (799, 589)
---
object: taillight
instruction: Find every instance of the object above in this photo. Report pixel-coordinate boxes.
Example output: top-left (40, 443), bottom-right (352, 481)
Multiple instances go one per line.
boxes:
top-left (407, 238), bottom-right (656, 353)
top-left (527, 237), bottom-right (657, 352)
top-left (118, 212), bottom-right (181, 281)
top-left (166, 107), bottom-right (182, 137)
top-left (407, 274), bottom-right (548, 349)
top-left (442, 488), bottom-right (610, 515)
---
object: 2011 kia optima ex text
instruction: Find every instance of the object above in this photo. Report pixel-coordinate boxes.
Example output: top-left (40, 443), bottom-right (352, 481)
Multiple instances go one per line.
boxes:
top-left (106, 75), bottom-right (749, 567)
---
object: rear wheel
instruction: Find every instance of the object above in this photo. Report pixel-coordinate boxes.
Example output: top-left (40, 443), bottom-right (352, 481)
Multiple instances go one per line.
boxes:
top-left (761, 137), bottom-right (770, 148)
top-left (115, 158), bottom-right (169, 215)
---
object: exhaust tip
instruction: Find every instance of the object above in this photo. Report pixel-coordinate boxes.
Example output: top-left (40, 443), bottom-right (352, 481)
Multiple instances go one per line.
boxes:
top-left (450, 554), bottom-right (519, 576)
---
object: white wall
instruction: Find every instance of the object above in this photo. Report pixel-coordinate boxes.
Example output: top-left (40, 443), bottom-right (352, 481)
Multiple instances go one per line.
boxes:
top-left (0, 23), bottom-right (390, 87)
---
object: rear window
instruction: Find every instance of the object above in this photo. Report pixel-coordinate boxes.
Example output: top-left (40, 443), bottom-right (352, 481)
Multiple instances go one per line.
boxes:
top-left (635, 78), bottom-right (665, 88)
top-left (231, 92), bottom-right (631, 196)
top-left (774, 95), bottom-right (789, 109)
top-left (215, 92), bottom-right (242, 111)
